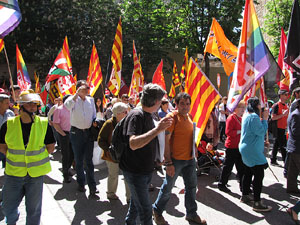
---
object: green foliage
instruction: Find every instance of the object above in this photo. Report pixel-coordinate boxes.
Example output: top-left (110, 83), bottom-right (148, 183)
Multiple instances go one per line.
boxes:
top-left (2, 0), bottom-right (245, 84)
top-left (264, 0), bottom-right (293, 57)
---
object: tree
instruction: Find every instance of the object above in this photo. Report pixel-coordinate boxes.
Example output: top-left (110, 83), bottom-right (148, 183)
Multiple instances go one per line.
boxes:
top-left (3, 0), bottom-right (121, 80)
top-left (264, 0), bottom-right (293, 57)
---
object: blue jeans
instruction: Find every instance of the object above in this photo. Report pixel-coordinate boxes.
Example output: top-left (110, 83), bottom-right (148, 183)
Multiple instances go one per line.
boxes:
top-left (292, 200), bottom-right (300, 214)
top-left (70, 127), bottom-right (96, 191)
top-left (2, 175), bottom-right (44, 225)
top-left (123, 170), bottom-right (153, 225)
top-left (153, 158), bottom-right (198, 217)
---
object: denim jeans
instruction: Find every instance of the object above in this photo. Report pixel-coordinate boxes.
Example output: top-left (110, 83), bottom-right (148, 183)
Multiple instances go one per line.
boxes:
top-left (2, 175), bottom-right (44, 225)
top-left (153, 158), bottom-right (197, 217)
top-left (123, 170), bottom-right (153, 225)
top-left (292, 200), bottom-right (300, 214)
top-left (70, 127), bottom-right (96, 191)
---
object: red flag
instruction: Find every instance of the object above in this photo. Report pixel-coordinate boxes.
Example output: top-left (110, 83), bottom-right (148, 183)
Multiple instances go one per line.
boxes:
top-left (152, 60), bottom-right (166, 90)
top-left (278, 28), bottom-right (292, 91)
top-left (34, 72), bottom-right (41, 93)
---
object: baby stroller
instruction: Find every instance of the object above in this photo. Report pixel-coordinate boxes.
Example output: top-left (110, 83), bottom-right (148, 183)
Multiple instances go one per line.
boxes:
top-left (196, 140), bottom-right (223, 180)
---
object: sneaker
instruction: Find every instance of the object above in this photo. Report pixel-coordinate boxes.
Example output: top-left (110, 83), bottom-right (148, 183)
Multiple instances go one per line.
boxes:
top-left (240, 195), bottom-right (254, 203)
top-left (218, 184), bottom-right (231, 193)
top-left (253, 201), bottom-right (272, 212)
top-left (185, 215), bottom-right (207, 225)
top-left (153, 209), bottom-right (168, 225)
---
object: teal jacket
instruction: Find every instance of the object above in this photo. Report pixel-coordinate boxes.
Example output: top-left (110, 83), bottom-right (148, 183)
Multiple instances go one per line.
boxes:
top-left (239, 112), bottom-right (268, 167)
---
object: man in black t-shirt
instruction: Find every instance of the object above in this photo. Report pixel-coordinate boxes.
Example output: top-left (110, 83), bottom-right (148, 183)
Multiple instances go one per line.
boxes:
top-left (119, 83), bottom-right (172, 225)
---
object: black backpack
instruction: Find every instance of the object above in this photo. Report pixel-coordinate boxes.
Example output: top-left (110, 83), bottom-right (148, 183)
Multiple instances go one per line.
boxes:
top-left (109, 116), bottom-right (128, 163)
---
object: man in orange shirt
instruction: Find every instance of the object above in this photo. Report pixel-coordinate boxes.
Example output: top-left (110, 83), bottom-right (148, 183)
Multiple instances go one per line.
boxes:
top-left (271, 89), bottom-right (289, 166)
top-left (152, 92), bottom-right (206, 225)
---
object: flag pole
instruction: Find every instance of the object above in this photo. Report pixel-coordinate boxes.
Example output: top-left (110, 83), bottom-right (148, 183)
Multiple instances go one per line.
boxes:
top-left (3, 45), bottom-right (16, 102)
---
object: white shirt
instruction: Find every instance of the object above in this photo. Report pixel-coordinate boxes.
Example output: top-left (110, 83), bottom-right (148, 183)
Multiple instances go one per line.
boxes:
top-left (218, 103), bottom-right (226, 122)
top-left (0, 109), bottom-right (14, 127)
top-left (64, 95), bottom-right (96, 129)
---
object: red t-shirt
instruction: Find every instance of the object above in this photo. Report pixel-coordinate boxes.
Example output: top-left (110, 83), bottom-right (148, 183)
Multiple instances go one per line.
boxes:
top-left (225, 113), bottom-right (242, 149)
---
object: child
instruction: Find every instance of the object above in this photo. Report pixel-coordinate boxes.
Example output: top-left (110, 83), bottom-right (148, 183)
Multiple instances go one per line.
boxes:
top-left (206, 142), bottom-right (224, 165)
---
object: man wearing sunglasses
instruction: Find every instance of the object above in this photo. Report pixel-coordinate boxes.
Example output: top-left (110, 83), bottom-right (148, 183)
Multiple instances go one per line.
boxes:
top-left (65, 80), bottom-right (98, 197)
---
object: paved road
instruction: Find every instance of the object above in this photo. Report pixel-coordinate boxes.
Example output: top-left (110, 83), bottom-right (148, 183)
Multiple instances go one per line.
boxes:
top-left (0, 144), bottom-right (298, 225)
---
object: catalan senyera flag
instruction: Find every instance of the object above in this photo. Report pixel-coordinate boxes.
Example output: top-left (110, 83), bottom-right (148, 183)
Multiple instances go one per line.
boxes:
top-left (62, 36), bottom-right (73, 75)
top-left (227, 0), bottom-right (273, 112)
top-left (0, 0), bottom-right (22, 38)
top-left (169, 61), bottom-right (181, 98)
top-left (0, 38), bottom-right (4, 52)
top-left (34, 72), bottom-right (41, 93)
top-left (102, 94), bottom-right (108, 108)
top-left (152, 59), bottom-right (166, 90)
top-left (180, 47), bottom-right (188, 79)
top-left (204, 18), bottom-right (238, 76)
top-left (16, 44), bottom-right (31, 91)
top-left (108, 17), bottom-right (122, 96)
top-left (87, 43), bottom-right (103, 96)
top-left (168, 83), bottom-right (176, 98)
top-left (129, 40), bottom-right (144, 103)
top-left (278, 28), bottom-right (291, 91)
top-left (187, 58), bottom-right (221, 146)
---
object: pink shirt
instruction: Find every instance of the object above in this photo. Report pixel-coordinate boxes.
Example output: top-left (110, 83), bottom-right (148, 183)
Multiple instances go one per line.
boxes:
top-left (53, 105), bottom-right (71, 131)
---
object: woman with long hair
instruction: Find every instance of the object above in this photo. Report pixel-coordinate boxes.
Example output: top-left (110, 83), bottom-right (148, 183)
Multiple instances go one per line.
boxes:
top-left (239, 97), bottom-right (272, 212)
top-left (94, 97), bottom-right (103, 119)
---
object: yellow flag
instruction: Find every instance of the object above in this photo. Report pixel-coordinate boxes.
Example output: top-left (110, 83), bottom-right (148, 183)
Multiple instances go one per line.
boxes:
top-left (204, 18), bottom-right (237, 76)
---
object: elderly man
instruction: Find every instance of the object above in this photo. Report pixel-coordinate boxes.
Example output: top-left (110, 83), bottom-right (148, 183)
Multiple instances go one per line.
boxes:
top-left (0, 90), bottom-right (55, 225)
top-left (120, 83), bottom-right (172, 225)
top-left (98, 102), bottom-right (130, 202)
top-left (65, 80), bottom-right (98, 197)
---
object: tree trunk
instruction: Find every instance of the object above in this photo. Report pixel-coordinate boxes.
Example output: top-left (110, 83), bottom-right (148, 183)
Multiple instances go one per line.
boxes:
top-left (205, 54), bottom-right (210, 78)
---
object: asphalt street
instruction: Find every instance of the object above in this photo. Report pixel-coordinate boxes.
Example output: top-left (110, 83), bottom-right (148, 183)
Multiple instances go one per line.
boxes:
top-left (0, 143), bottom-right (298, 225)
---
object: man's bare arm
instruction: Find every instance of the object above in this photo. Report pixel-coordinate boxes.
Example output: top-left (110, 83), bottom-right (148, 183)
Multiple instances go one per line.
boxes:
top-left (46, 143), bottom-right (55, 154)
top-left (0, 144), bottom-right (7, 155)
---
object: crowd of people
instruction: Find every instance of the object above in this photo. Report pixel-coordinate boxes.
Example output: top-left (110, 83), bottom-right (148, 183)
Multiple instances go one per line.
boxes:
top-left (0, 81), bottom-right (299, 225)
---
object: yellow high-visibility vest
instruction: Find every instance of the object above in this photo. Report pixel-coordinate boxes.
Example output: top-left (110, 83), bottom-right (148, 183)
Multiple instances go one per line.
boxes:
top-left (5, 115), bottom-right (51, 177)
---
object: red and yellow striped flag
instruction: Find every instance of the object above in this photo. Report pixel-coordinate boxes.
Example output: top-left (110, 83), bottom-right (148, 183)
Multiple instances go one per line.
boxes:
top-left (169, 61), bottom-right (181, 98)
top-left (34, 71), bottom-right (41, 93)
top-left (180, 47), bottom-right (188, 79)
top-left (87, 43), bottom-right (103, 96)
top-left (187, 58), bottom-right (221, 146)
top-left (108, 17), bottom-right (122, 96)
top-left (0, 39), bottom-right (4, 52)
top-left (62, 36), bottom-right (73, 74)
top-left (129, 40), bottom-right (144, 103)
top-left (102, 94), bottom-right (108, 108)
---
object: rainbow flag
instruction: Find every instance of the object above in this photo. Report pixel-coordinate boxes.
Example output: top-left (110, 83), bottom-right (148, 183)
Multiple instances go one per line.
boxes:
top-left (16, 44), bottom-right (31, 91)
top-left (227, 0), bottom-right (271, 112)
top-left (0, 0), bottom-right (22, 38)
